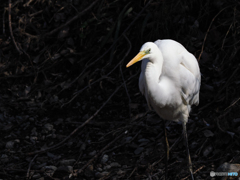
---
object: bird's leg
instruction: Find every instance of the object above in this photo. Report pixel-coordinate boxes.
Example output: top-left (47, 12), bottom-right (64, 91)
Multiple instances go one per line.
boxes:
top-left (163, 120), bottom-right (169, 179)
top-left (182, 122), bottom-right (194, 180)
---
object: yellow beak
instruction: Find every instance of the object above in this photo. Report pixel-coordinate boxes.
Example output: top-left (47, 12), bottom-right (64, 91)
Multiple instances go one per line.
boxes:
top-left (126, 51), bottom-right (146, 68)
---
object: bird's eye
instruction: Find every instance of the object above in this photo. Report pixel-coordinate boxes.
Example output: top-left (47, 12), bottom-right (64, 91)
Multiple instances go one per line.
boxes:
top-left (146, 48), bottom-right (151, 54)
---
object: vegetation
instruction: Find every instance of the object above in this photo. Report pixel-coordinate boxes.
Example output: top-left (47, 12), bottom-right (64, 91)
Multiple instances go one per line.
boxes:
top-left (0, 0), bottom-right (240, 179)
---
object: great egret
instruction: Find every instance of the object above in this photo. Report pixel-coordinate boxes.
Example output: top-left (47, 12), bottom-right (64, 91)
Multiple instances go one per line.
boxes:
top-left (126, 39), bottom-right (200, 180)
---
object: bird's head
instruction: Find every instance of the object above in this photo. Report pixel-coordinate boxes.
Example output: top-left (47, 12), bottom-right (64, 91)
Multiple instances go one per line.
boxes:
top-left (126, 42), bottom-right (158, 68)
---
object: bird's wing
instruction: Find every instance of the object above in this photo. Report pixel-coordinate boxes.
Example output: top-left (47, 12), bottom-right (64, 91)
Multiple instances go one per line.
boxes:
top-left (179, 51), bottom-right (201, 106)
top-left (139, 58), bottom-right (152, 110)
top-left (154, 39), bottom-right (201, 106)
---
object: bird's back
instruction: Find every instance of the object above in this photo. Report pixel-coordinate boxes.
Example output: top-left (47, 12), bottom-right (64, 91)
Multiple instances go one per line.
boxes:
top-left (154, 39), bottom-right (200, 106)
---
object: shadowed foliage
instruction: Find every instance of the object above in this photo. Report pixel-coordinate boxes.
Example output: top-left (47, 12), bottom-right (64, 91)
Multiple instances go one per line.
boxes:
top-left (0, 0), bottom-right (240, 179)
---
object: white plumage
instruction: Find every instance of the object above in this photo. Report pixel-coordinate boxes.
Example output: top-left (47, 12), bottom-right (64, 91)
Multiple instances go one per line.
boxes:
top-left (126, 39), bottom-right (200, 179)
top-left (138, 39), bottom-right (200, 122)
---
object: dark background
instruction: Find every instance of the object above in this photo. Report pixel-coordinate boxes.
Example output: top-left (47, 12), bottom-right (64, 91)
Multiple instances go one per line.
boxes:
top-left (0, 0), bottom-right (240, 179)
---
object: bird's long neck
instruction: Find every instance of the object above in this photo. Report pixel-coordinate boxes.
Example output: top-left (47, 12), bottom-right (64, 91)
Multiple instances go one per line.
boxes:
top-left (145, 52), bottom-right (163, 90)
top-left (145, 51), bottom-right (166, 106)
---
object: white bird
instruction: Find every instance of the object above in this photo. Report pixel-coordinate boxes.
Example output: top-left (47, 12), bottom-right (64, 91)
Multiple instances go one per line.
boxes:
top-left (126, 39), bottom-right (200, 180)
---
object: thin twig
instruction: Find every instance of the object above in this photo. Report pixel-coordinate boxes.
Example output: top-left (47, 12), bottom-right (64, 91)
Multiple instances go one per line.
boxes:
top-left (26, 154), bottom-right (38, 179)
top-left (181, 165), bottom-right (205, 180)
top-left (217, 108), bottom-right (231, 133)
top-left (8, 0), bottom-right (22, 54)
top-left (12, 0), bottom-right (23, 8)
top-left (198, 5), bottom-right (232, 61)
top-left (224, 97), bottom-right (240, 111)
top-left (49, 7), bottom-right (65, 23)
top-left (45, 0), bottom-right (100, 36)
top-left (120, 34), bottom-right (132, 115)
top-left (103, 129), bottom-right (141, 154)
top-left (28, 10), bottom-right (43, 17)
top-left (196, 138), bottom-right (208, 155)
top-left (22, 32), bottom-right (38, 39)
top-left (3, 8), bottom-right (6, 34)
top-left (221, 23), bottom-right (233, 50)
top-left (23, 0), bottom-right (33, 7)
top-left (72, 132), bottom-right (89, 169)
top-left (147, 174), bottom-right (153, 180)
top-left (128, 167), bottom-right (137, 179)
